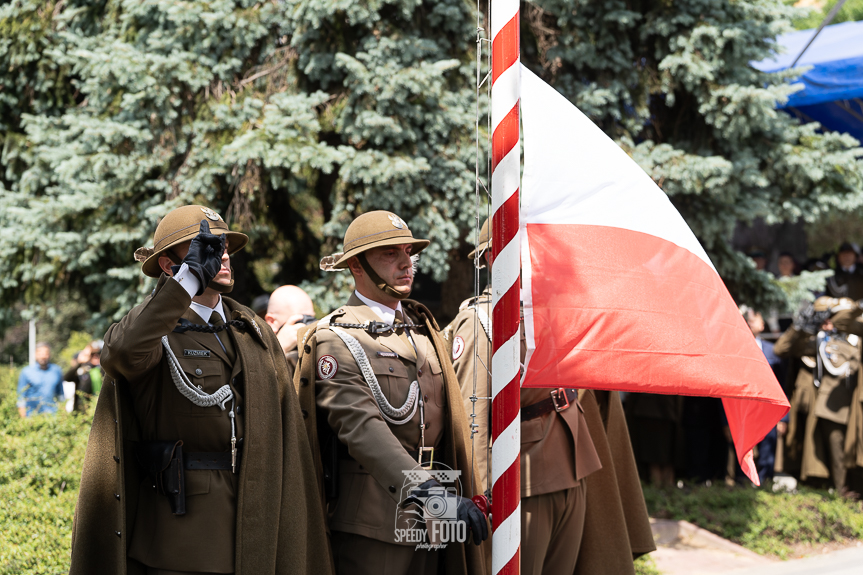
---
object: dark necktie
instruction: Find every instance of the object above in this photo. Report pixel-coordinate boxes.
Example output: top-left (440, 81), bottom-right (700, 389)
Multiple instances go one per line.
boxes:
top-left (209, 311), bottom-right (237, 365)
top-left (394, 309), bottom-right (418, 361)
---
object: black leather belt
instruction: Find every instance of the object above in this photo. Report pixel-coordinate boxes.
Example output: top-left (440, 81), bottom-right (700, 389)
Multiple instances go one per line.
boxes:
top-left (521, 388), bottom-right (578, 422)
top-left (184, 449), bottom-right (242, 471)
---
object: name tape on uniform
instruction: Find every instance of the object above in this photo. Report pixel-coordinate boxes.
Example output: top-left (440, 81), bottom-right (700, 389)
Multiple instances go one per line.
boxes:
top-left (184, 349), bottom-right (211, 357)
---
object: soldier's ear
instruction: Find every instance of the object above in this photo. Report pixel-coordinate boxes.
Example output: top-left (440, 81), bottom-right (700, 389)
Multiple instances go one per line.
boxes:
top-left (158, 254), bottom-right (174, 276)
top-left (347, 257), bottom-right (363, 277)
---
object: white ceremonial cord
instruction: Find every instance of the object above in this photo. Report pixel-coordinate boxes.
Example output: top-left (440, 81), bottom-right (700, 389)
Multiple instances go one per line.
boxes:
top-left (818, 339), bottom-right (853, 377)
top-left (161, 336), bottom-right (234, 410)
top-left (330, 327), bottom-right (420, 425)
top-left (470, 305), bottom-right (492, 341)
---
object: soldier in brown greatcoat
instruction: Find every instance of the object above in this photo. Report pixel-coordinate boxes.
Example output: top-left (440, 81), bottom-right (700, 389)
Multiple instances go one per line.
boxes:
top-left (775, 296), bottom-right (863, 495)
top-left (294, 211), bottom-right (488, 575)
top-left (446, 218), bottom-right (655, 575)
top-left (70, 205), bottom-right (332, 575)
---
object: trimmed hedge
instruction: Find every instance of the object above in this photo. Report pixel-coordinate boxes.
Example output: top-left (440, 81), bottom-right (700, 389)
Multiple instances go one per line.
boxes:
top-left (0, 366), bottom-right (93, 574)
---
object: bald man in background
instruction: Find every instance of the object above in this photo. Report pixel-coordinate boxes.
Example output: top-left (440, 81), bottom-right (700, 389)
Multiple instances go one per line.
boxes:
top-left (265, 285), bottom-right (316, 379)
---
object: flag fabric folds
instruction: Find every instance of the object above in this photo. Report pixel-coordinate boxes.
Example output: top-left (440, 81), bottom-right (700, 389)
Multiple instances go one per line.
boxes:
top-left (519, 65), bottom-right (790, 484)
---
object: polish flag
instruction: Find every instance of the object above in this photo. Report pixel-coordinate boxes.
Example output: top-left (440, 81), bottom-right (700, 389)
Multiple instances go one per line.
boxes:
top-left (519, 65), bottom-right (789, 484)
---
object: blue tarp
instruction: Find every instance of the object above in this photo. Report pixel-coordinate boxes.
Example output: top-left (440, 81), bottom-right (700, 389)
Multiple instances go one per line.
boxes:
top-left (753, 20), bottom-right (863, 141)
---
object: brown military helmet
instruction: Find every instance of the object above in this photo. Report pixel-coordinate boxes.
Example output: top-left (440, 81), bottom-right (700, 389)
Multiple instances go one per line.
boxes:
top-left (320, 211), bottom-right (429, 271)
top-left (468, 217), bottom-right (491, 263)
top-left (135, 205), bottom-right (249, 279)
top-left (320, 210), bottom-right (429, 299)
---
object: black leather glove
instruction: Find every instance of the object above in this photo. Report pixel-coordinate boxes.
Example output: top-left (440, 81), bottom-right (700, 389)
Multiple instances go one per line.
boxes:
top-left (172, 220), bottom-right (225, 296)
top-left (402, 479), bottom-right (489, 545)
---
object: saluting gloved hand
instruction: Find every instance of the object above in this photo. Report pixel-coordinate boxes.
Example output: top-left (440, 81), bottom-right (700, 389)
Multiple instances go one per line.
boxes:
top-left (173, 220), bottom-right (226, 296)
top-left (402, 479), bottom-right (489, 545)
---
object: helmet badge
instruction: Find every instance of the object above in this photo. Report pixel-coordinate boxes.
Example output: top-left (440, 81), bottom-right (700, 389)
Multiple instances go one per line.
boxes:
top-left (388, 214), bottom-right (405, 229)
top-left (201, 207), bottom-right (222, 221)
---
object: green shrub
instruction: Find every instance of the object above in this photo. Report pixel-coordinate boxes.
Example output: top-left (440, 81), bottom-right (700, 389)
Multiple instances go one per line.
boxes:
top-left (0, 366), bottom-right (93, 574)
top-left (643, 482), bottom-right (863, 558)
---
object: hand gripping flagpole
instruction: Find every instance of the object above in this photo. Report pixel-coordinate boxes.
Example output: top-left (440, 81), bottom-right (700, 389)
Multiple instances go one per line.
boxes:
top-left (490, 0), bottom-right (520, 573)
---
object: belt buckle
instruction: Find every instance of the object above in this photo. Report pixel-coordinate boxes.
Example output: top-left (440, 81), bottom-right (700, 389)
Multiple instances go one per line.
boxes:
top-left (550, 388), bottom-right (570, 412)
top-left (417, 447), bottom-right (435, 469)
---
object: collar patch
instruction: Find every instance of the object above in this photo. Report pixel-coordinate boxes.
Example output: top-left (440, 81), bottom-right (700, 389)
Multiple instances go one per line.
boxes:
top-left (184, 349), bottom-right (211, 357)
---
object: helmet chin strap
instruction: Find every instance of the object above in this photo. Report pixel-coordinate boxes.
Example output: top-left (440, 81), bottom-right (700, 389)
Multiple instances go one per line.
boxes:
top-left (357, 253), bottom-right (411, 300)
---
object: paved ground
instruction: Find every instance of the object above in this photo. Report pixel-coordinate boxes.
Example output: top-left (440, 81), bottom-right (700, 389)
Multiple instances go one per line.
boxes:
top-left (650, 519), bottom-right (863, 575)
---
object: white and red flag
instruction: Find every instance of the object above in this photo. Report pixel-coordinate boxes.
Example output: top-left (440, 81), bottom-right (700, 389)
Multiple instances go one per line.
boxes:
top-left (519, 65), bottom-right (790, 484)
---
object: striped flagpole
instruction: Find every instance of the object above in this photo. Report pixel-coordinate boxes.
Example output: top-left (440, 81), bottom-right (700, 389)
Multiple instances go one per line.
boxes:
top-left (490, 0), bottom-right (520, 573)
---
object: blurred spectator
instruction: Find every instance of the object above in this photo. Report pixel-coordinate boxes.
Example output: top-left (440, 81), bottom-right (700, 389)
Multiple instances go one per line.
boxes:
top-left (827, 241), bottom-right (863, 299)
top-left (64, 341), bottom-right (104, 412)
top-left (251, 294), bottom-right (270, 319)
top-left (748, 249), bottom-right (767, 271)
top-left (17, 343), bottom-right (64, 417)
top-left (739, 306), bottom-right (787, 484)
top-left (264, 285), bottom-right (315, 379)
top-left (776, 252), bottom-right (798, 278)
top-left (625, 393), bottom-right (682, 487)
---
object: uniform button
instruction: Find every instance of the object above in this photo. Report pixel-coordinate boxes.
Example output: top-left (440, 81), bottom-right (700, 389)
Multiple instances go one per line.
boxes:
top-left (301, 409), bottom-right (308, 419)
top-left (389, 367), bottom-right (394, 373)
top-left (115, 531), bottom-right (122, 538)
top-left (113, 456), bottom-right (120, 463)
top-left (195, 368), bottom-right (202, 376)
top-left (236, 405), bottom-right (242, 414)
top-left (389, 485), bottom-right (397, 493)
top-left (304, 345), bottom-right (312, 353)
top-left (115, 493), bottom-right (120, 501)
top-left (418, 369), bottom-right (423, 376)
top-left (300, 377), bottom-right (309, 387)
top-left (424, 394), bottom-right (429, 402)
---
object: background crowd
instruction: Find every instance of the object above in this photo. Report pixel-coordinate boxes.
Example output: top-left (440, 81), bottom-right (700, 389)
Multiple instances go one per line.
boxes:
top-left (624, 239), bottom-right (863, 497)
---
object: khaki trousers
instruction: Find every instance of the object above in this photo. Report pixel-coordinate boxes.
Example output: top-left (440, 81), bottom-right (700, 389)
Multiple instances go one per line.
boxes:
top-left (521, 481), bottom-right (587, 575)
top-left (331, 531), bottom-right (439, 575)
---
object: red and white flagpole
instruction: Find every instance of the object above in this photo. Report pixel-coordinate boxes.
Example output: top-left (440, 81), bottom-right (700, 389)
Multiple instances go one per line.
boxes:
top-left (490, 0), bottom-right (520, 573)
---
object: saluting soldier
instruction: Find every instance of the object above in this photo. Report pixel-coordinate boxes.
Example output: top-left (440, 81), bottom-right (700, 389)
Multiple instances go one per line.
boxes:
top-left (775, 296), bottom-right (863, 495)
top-left (446, 218), bottom-right (612, 575)
top-left (70, 205), bottom-right (332, 575)
top-left (294, 211), bottom-right (488, 575)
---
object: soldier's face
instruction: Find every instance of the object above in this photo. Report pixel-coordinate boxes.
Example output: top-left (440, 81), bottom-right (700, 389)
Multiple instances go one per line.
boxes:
top-left (838, 251), bottom-right (856, 269)
top-left (365, 244), bottom-right (414, 294)
top-left (160, 239), bottom-right (232, 285)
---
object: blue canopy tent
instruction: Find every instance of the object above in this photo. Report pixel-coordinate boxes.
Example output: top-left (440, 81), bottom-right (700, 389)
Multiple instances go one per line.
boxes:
top-left (754, 20), bottom-right (863, 142)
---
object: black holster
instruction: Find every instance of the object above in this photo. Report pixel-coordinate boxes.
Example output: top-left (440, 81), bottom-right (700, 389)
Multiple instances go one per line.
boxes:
top-left (136, 440), bottom-right (186, 515)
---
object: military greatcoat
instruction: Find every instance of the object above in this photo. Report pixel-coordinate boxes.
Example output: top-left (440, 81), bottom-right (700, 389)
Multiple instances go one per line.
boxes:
top-left (69, 274), bottom-right (333, 575)
top-left (774, 323), bottom-right (862, 484)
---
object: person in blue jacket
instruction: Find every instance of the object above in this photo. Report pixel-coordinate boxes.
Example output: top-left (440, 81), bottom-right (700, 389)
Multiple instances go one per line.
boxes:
top-left (17, 342), bottom-right (64, 417)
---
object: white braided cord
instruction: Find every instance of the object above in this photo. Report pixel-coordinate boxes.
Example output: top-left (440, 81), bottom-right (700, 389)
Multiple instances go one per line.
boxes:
top-left (818, 339), bottom-right (853, 377)
top-left (470, 305), bottom-right (492, 341)
top-left (161, 336), bottom-right (234, 410)
top-left (329, 327), bottom-right (419, 425)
